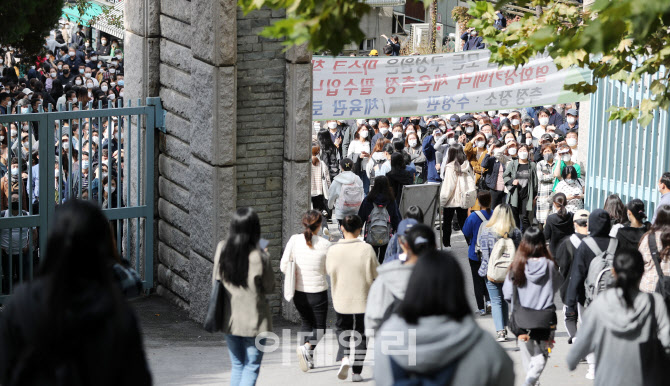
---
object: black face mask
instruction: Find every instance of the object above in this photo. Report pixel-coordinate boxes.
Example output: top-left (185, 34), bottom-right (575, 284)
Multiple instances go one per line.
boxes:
top-left (63, 70), bottom-right (69, 74)
top-left (411, 119), bottom-right (420, 125)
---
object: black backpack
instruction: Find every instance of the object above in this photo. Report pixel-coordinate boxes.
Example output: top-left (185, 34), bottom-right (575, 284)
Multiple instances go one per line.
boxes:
top-left (648, 232), bottom-right (670, 311)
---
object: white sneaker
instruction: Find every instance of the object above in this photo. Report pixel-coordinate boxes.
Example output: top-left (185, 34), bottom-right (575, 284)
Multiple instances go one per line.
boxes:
top-left (297, 346), bottom-right (310, 372)
top-left (323, 228), bottom-right (331, 237)
top-left (352, 373), bottom-right (363, 382)
top-left (337, 357), bottom-right (350, 380)
top-left (585, 365), bottom-right (595, 380)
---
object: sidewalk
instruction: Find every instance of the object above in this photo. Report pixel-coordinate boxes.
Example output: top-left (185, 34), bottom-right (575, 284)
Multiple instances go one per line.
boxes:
top-left (133, 231), bottom-right (593, 385)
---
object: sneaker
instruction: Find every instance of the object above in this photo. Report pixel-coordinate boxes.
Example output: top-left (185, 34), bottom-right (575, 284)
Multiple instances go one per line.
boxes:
top-left (503, 328), bottom-right (508, 340)
top-left (352, 374), bottom-right (363, 382)
top-left (337, 358), bottom-right (350, 380)
top-left (585, 365), bottom-right (595, 380)
top-left (486, 301), bottom-right (491, 313)
top-left (496, 330), bottom-right (506, 342)
top-left (323, 228), bottom-right (331, 237)
top-left (478, 309), bottom-right (486, 316)
top-left (297, 346), bottom-right (310, 372)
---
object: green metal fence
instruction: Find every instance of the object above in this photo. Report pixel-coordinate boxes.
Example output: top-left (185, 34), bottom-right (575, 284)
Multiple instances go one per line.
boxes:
top-left (585, 66), bottom-right (670, 214)
top-left (0, 98), bottom-right (163, 302)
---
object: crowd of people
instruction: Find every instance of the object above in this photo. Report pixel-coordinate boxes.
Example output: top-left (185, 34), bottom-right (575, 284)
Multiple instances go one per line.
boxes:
top-left (0, 21), bottom-right (127, 295)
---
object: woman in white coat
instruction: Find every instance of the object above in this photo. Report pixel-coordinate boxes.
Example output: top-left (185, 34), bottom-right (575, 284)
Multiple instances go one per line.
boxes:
top-left (439, 144), bottom-right (475, 248)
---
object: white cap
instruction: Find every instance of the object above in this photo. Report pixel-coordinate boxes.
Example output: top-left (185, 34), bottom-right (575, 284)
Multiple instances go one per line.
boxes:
top-left (22, 88), bottom-right (33, 96)
top-left (499, 109), bottom-right (510, 114)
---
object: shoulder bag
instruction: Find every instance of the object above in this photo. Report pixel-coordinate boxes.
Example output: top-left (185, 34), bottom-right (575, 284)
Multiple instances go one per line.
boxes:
top-left (204, 241), bottom-right (227, 333)
top-left (508, 282), bottom-right (557, 340)
top-left (283, 239), bottom-right (296, 302)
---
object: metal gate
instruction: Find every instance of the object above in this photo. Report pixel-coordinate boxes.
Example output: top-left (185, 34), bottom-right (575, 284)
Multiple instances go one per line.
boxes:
top-left (585, 66), bottom-right (670, 212)
top-left (0, 98), bottom-right (163, 302)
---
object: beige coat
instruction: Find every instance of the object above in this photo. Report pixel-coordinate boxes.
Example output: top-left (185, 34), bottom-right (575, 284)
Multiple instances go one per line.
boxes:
top-left (439, 160), bottom-right (475, 208)
top-left (326, 238), bottom-right (379, 314)
top-left (212, 241), bottom-right (275, 337)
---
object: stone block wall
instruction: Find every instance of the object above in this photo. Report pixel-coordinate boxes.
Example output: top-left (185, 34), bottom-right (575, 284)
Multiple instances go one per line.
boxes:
top-left (125, 0), bottom-right (312, 322)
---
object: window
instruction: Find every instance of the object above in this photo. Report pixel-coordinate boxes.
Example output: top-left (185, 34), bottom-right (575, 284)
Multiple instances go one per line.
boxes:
top-left (392, 13), bottom-right (405, 34)
top-left (359, 38), bottom-right (377, 51)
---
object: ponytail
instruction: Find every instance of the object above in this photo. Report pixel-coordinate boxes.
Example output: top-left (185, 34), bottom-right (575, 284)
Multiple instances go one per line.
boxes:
top-left (302, 210), bottom-right (323, 248)
top-left (553, 192), bottom-right (568, 218)
top-left (613, 249), bottom-right (644, 308)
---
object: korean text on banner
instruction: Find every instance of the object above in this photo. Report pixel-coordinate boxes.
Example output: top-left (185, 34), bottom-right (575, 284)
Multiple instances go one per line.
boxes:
top-left (312, 50), bottom-right (590, 120)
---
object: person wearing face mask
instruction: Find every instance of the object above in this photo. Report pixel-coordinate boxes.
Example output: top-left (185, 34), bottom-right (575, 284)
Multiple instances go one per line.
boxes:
top-left (532, 108), bottom-right (552, 140)
top-left (464, 132), bottom-right (488, 191)
top-left (390, 123), bottom-right (404, 142)
top-left (370, 119), bottom-right (393, 151)
top-left (97, 37), bottom-right (111, 56)
top-left (421, 124), bottom-right (448, 184)
top-left (564, 129), bottom-right (579, 162)
top-left (63, 47), bottom-right (84, 70)
top-left (508, 111), bottom-right (523, 139)
top-left (59, 64), bottom-right (74, 84)
top-left (552, 144), bottom-right (581, 190)
top-left (348, 125), bottom-right (372, 194)
top-left (505, 141), bottom-right (518, 161)
top-left (404, 132), bottom-right (425, 183)
top-left (554, 166), bottom-right (584, 214)
top-left (557, 108), bottom-right (578, 136)
top-left (461, 27), bottom-right (485, 51)
top-left (534, 105), bottom-right (564, 128)
top-left (403, 116), bottom-right (424, 132)
top-left (536, 144), bottom-right (557, 225)
top-left (446, 114), bottom-right (460, 131)
top-left (481, 140), bottom-right (509, 209)
top-left (503, 144), bottom-right (537, 232)
top-left (72, 152), bottom-right (92, 198)
top-left (1, 157), bottom-right (29, 211)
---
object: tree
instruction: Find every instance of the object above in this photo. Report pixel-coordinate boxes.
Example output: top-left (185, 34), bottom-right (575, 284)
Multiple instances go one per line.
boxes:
top-left (1, 0), bottom-right (64, 56)
top-left (467, 0), bottom-right (670, 126)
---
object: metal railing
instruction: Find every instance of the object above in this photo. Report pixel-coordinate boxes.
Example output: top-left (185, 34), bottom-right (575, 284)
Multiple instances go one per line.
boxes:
top-left (585, 66), bottom-right (670, 212)
top-left (0, 98), bottom-right (163, 302)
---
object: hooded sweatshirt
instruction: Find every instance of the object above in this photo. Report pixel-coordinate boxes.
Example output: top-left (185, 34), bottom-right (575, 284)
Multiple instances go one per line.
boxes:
top-left (327, 171), bottom-right (364, 220)
top-left (543, 211), bottom-right (575, 256)
top-left (567, 289), bottom-right (670, 386)
top-left (615, 225), bottom-right (648, 248)
top-left (565, 209), bottom-right (617, 310)
top-left (503, 257), bottom-right (563, 312)
top-left (364, 260), bottom-right (414, 333)
top-left (374, 315), bottom-right (515, 386)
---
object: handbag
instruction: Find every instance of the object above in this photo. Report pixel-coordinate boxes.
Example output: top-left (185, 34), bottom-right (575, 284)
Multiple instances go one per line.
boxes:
top-left (203, 241), bottom-right (227, 333)
top-left (508, 283), bottom-right (557, 339)
top-left (283, 242), bottom-right (296, 302)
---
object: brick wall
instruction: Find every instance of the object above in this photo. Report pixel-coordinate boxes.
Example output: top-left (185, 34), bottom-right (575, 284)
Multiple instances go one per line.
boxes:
top-left (235, 8), bottom-right (287, 315)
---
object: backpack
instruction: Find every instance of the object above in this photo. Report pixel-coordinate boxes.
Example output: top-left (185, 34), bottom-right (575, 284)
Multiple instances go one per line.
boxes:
top-left (459, 171), bottom-right (477, 209)
top-left (390, 356), bottom-right (458, 386)
top-left (383, 43), bottom-right (393, 55)
top-left (335, 179), bottom-right (363, 215)
top-left (583, 237), bottom-right (618, 306)
top-left (648, 232), bottom-right (670, 310)
top-left (369, 157), bottom-right (386, 186)
top-left (366, 203), bottom-right (391, 247)
top-left (474, 211), bottom-right (489, 259)
top-left (486, 233), bottom-right (516, 283)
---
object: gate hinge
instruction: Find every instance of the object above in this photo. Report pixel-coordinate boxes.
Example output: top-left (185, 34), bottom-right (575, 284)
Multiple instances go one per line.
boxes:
top-left (146, 97), bottom-right (167, 133)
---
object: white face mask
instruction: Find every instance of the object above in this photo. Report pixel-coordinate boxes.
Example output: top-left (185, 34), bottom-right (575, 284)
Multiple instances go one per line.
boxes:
top-left (406, 130), bottom-right (415, 136)
top-left (58, 65), bottom-right (63, 70)
top-left (539, 117), bottom-right (549, 126)
top-left (465, 126), bottom-right (474, 134)
top-left (488, 111), bottom-right (496, 118)
top-left (448, 137), bottom-right (456, 146)
top-left (84, 73), bottom-right (91, 78)
top-left (561, 154), bottom-right (571, 162)
top-left (86, 83), bottom-right (94, 89)
top-left (108, 94), bottom-right (116, 101)
top-left (484, 132), bottom-right (492, 139)
top-left (75, 80), bottom-right (82, 86)
top-left (379, 127), bottom-right (389, 135)
top-left (476, 141), bottom-right (486, 148)
top-left (69, 52), bottom-right (75, 57)
top-left (21, 108), bottom-right (29, 114)
top-left (91, 56), bottom-right (97, 61)
top-left (101, 40), bottom-right (107, 45)
top-left (526, 138), bottom-right (533, 146)
top-left (82, 160), bottom-right (89, 169)
top-left (391, 117), bottom-right (400, 124)
top-left (50, 72), bottom-right (57, 78)
top-left (518, 151), bottom-right (528, 160)
top-left (119, 92), bottom-right (124, 98)
top-left (567, 117), bottom-right (576, 125)
top-left (11, 167), bottom-right (18, 176)
top-left (508, 148), bottom-right (517, 155)
top-left (408, 139), bottom-right (417, 147)
top-left (109, 68), bottom-right (116, 74)
top-left (359, 130), bottom-right (369, 139)
top-left (493, 148), bottom-right (504, 157)
top-left (10, 130), bottom-right (17, 137)
top-left (110, 82), bottom-right (116, 87)
top-left (101, 85), bottom-right (108, 92)
top-left (327, 122), bottom-right (337, 130)
top-left (393, 132), bottom-right (402, 139)
top-left (505, 137), bottom-right (514, 144)
top-left (369, 120), bottom-right (377, 126)
top-left (566, 138), bottom-right (578, 147)
top-left (511, 119), bottom-right (520, 126)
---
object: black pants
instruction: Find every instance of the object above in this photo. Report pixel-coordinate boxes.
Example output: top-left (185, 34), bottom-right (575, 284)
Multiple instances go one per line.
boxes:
top-left (468, 258), bottom-right (490, 310)
top-left (293, 290), bottom-right (328, 349)
top-left (335, 312), bottom-right (367, 375)
top-left (373, 244), bottom-right (388, 265)
top-left (442, 207), bottom-right (468, 247)
top-left (311, 195), bottom-right (331, 219)
top-left (512, 195), bottom-right (531, 233)
top-left (490, 190), bottom-right (506, 209)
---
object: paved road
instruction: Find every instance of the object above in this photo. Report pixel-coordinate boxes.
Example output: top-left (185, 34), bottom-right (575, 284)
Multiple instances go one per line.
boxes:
top-left (135, 228), bottom-right (592, 385)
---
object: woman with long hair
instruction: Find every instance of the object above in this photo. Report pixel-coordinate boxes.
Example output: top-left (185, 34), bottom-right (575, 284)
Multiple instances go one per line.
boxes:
top-left (374, 251), bottom-right (515, 386)
top-left (317, 130), bottom-right (340, 182)
top-left (543, 193), bottom-right (575, 256)
top-left (616, 199), bottom-right (650, 246)
top-left (638, 204), bottom-right (670, 293)
top-left (503, 227), bottom-right (562, 386)
top-left (604, 194), bottom-right (629, 237)
top-left (358, 175), bottom-right (401, 263)
top-left (567, 249), bottom-right (670, 386)
top-left (404, 131), bottom-right (425, 183)
top-left (481, 140), bottom-right (510, 209)
top-left (310, 145), bottom-right (331, 223)
top-left (0, 199), bottom-right (151, 385)
top-left (281, 210), bottom-right (331, 372)
top-left (214, 207), bottom-right (274, 385)
top-left (385, 152), bottom-right (413, 206)
top-left (347, 124), bottom-right (372, 193)
top-left (478, 204), bottom-right (522, 342)
top-left (439, 144), bottom-right (474, 247)
top-left (503, 143), bottom-right (538, 232)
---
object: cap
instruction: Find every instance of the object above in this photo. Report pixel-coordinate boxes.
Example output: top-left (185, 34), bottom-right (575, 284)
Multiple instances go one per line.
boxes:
top-left (397, 219), bottom-right (418, 237)
top-left (460, 113), bottom-right (474, 121)
top-left (541, 133), bottom-right (554, 142)
top-left (567, 108), bottom-right (578, 117)
top-left (573, 209), bottom-right (589, 221)
top-left (369, 49), bottom-right (378, 56)
top-left (449, 114), bottom-right (460, 124)
top-left (22, 88), bottom-right (33, 95)
top-left (499, 109), bottom-right (510, 114)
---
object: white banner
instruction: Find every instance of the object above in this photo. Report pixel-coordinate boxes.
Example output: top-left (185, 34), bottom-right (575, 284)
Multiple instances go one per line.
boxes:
top-left (312, 51), bottom-right (590, 120)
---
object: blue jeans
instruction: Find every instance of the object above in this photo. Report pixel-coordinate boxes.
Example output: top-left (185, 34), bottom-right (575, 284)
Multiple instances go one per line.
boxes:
top-left (357, 171), bottom-right (370, 195)
top-left (225, 335), bottom-right (265, 386)
top-left (485, 280), bottom-right (509, 331)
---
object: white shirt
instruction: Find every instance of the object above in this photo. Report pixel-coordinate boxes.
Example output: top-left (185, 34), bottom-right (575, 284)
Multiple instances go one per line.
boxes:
top-left (280, 234), bottom-right (331, 293)
top-left (347, 140), bottom-right (371, 170)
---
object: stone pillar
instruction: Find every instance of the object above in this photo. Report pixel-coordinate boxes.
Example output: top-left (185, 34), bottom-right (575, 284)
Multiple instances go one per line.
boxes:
top-left (186, 0), bottom-right (239, 323)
